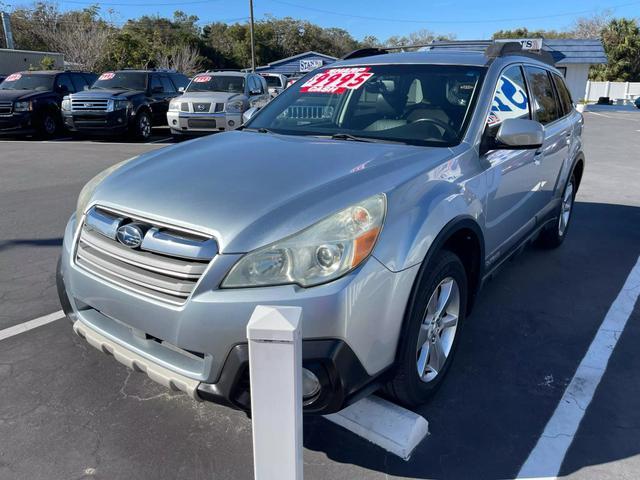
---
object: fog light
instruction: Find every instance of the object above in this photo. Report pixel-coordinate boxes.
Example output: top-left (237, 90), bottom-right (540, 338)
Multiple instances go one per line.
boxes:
top-left (228, 120), bottom-right (235, 127)
top-left (302, 368), bottom-right (321, 402)
top-left (172, 119), bottom-right (177, 125)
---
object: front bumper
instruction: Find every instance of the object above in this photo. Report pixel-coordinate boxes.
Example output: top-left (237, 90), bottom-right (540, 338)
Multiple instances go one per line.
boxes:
top-left (63, 109), bottom-right (132, 134)
top-left (0, 112), bottom-right (35, 134)
top-left (58, 213), bottom-right (419, 413)
top-left (167, 111), bottom-right (242, 134)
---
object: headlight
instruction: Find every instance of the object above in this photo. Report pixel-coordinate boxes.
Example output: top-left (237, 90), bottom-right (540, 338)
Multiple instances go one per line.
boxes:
top-left (169, 99), bottom-right (180, 111)
top-left (111, 99), bottom-right (132, 111)
top-left (61, 98), bottom-right (71, 111)
top-left (225, 100), bottom-right (244, 113)
top-left (222, 193), bottom-right (386, 288)
top-left (75, 156), bottom-right (138, 221)
top-left (14, 101), bottom-right (32, 112)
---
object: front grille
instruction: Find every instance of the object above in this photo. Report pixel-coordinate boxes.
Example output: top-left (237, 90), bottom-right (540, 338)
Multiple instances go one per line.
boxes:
top-left (71, 98), bottom-right (109, 111)
top-left (0, 101), bottom-right (12, 115)
top-left (75, 207), bottom-right (217, 305)
top-left (188, 118), bottom-right (217, 129)
top-left (192, 102), bottom-right (211, 113)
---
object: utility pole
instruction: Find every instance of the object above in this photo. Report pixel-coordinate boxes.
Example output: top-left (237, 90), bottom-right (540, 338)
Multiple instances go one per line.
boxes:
top-left (1, 11), bottom-right (15, 50)
top-left (249, 0), bottom-right (256, 71)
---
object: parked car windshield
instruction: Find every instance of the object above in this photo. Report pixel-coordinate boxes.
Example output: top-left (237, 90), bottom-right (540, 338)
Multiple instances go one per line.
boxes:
top-left (92, 72), bottom-right (147, 91)
top-left (0, 73), bottom-right (54, 91)
top-left (247, 64), bottom-right (486, 146)
top-left (186, 75), bottom-right (245, 93)
top-left (262, 75), bottom-right (283, 88)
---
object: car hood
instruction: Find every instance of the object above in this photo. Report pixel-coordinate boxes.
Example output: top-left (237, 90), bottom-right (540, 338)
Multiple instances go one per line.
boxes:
top-left (0, 89), bottom-right (47, 102)
top-left (73, 89), bottom-right (143, 99)
top-left (179, 91), bottom-right (245, 103)
top-left (92, 131), bottom-right (454, 253)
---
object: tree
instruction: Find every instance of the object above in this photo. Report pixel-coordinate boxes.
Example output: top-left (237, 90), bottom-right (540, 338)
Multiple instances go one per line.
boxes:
top-left (385, 29), bottom-right (455, 49)
top-left (571, 11), bottom-right (612, 39)
top-left (591, 18), bottom-right (640, 81)
top-left (492, 27), bottom-right (569, 39)
top-left (155, 43), bottom-right (203, 75)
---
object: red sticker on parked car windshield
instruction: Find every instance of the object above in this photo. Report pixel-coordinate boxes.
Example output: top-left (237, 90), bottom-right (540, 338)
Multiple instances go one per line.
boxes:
top-left (193, 75), bottom-right (212, 83)
top-left (99, 72), bottom-right (115, 81)
top-left (300, 67), bottom-right (374, 94)
top-left (5, 73), bottom-right (21, 81)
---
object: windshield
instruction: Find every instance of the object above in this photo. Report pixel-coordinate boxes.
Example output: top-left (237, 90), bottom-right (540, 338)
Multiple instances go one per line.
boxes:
top-left (247, 64), bottom-right (485, 146)
top-left (263, 76), bottom-right (282, 88)
top-left (0, 73), bottom-right (54, 91)
top-left (187, 75), bottom-right (245, 93)
top-left (92, 72), bottom-right (147, 91)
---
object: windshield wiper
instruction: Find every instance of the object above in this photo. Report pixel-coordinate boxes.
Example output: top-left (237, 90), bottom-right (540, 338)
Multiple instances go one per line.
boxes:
top-left (329, 133), bottom-right (376, 143)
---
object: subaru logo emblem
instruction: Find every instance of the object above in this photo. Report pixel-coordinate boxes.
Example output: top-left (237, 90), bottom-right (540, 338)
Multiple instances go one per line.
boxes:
top-left (116, 224), bottom-right (144, 248)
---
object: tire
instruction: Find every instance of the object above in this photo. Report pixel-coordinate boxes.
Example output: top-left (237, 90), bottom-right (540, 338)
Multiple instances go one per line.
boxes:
top-left (386, 249), bottom-right (468, 407)
top-left (537, 172), bottom-right (577, 248)
top-left (38, 111), bottom-right (58, 138)
top-left (132, 111), bottom-right (152, 141)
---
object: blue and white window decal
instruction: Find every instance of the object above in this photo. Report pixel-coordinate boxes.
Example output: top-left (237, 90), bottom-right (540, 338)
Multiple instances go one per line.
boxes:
top-left (487, 75), bottom-right (529, 126)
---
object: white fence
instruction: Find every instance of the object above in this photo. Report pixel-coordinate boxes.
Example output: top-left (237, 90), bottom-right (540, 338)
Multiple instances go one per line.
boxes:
top-left (585, 81), bottom-right (640, 103)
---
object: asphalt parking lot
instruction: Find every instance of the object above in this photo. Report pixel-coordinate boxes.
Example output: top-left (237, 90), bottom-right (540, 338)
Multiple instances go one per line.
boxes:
top-left (1, 112), bottom-right (639, 480)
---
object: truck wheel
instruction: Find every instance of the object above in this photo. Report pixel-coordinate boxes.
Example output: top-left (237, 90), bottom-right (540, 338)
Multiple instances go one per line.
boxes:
top-left (537, 172), bottom-right (576, 248)
top-left (39, 112), bottom-right (58, 138)
top-left (385, 250), bottom-right (467, 407)
top-left (133, 111), bottom-right (152, 141)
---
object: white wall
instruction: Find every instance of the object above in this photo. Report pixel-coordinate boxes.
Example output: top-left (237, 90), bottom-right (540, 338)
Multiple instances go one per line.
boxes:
top-left (585, 80), bottom-right (640, 102)
top-left (563, 64), bottom-right (590, 102)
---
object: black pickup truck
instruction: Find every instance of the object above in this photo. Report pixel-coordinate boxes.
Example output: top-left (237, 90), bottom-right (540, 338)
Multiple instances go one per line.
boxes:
top-left (62, 69), bottom-right (189, 140)
top-left (0, 70), bottom-right (96, 136)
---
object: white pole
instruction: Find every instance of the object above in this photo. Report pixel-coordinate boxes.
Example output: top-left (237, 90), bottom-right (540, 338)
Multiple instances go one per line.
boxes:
top-left (247, 305), bottom-right (303, 480)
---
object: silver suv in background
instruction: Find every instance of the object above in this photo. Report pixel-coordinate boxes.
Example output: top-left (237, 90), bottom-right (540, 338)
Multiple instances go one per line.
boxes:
top-left (58, 42), bottom-right (584, 413)
top-left (167, 71), bottom-right (269, 137)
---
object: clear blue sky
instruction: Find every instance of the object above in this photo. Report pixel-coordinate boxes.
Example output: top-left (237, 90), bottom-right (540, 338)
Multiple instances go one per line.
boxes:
top-left (53, 0), bottom-right (640, 40)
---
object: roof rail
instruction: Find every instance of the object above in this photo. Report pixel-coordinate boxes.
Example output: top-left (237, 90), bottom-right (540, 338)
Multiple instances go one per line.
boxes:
top-left (205, 68), bottom-right (243, 73)
top-left (342, 40), bottom-right (556, 65)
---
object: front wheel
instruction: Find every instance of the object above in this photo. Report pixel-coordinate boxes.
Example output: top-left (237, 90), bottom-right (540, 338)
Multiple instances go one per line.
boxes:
top-left (38, 111), bottom-right (58, 138)
top-left (385, 250), bottom-right (467, 407)
top-left (132, 111), bottom-right (152, 141)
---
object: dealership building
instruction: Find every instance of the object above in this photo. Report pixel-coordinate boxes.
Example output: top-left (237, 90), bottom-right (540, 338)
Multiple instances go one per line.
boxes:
top-left (254, 51), bottom-right (337, 77)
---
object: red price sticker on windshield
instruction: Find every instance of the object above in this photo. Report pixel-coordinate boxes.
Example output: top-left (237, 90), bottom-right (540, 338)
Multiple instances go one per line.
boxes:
top-left (300, 67), bottom-right (373, 94)
top-left (5, 73), bottom-right (21, 81)
top-left (99, 72), bottom-right (115, 81)
top-left (193, 75), bottom-right (211, 83)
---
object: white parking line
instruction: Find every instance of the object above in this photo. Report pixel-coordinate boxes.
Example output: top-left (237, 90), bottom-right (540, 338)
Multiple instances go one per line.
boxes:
top-left (0, 310), bottom-right (65, 342)
top-left (516, 255), bottom-right (640, 480)
top-left (148, 137), bottom-right (172, 144)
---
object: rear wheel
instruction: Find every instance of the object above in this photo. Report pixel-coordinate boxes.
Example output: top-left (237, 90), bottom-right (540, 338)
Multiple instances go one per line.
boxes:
top-left (386, 250), bottom-right (467, 407)
top-left (537, 173), bottom-right (576, 248)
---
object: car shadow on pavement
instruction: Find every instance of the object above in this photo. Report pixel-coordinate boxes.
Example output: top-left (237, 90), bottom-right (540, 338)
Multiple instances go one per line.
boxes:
top-left (303, 201), bottom-right (640, 480)
top-left (0, 237), bottom-right (63, 252)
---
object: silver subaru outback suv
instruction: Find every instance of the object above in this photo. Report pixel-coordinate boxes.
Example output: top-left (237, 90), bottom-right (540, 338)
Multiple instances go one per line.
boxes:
top-left (57, 42), bottom-right (584, 413)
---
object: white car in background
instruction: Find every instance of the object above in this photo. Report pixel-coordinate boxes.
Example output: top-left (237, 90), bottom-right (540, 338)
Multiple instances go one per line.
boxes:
top-left (259, 73), bottom-right (288, 98)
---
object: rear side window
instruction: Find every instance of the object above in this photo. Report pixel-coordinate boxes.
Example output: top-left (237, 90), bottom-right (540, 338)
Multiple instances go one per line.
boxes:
top-left (552, 73), bottom-right (573, 115)
top-left (525, 66), bottom-right (560, 125)
top-left (487, 65), bottom-right (530, 128)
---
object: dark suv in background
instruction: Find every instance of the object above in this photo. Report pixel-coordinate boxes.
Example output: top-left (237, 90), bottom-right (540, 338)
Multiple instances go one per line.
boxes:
top-left (0, 70), bottom-right (96, 137)
top-left (62, 70), bottom-right (189, 140)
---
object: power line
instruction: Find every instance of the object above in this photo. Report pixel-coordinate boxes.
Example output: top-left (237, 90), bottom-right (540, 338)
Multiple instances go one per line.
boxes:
top-left (268, 0), bottom-right (640, 24)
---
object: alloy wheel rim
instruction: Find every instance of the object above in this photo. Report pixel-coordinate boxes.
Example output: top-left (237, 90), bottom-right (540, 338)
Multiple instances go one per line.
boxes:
top-left (140, 116), bottom-right (151, 138)
top-left (416, 277), bottom-right (460, 383)
top-left (559, 181), bottom-right (574, 236)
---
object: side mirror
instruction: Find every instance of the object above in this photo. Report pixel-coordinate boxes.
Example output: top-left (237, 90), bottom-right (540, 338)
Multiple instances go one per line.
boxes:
top-left (242, 106), bottom-right (260, 123)
top-left (178, 86), bottom-right (185, 93)
top-left (495, 119), bottom-right (544, 150)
